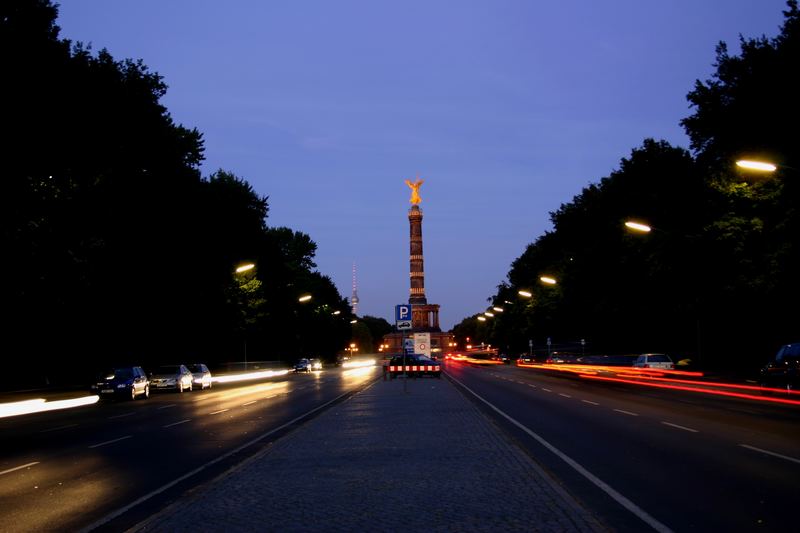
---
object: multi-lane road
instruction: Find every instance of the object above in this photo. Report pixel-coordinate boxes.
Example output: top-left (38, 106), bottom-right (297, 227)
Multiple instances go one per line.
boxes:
top-left (3, 359), bottom-right (798, 532)
top-left (445, 360), bottom-right (800, 532)
top-left (0, 365), bottom-right (379, 532)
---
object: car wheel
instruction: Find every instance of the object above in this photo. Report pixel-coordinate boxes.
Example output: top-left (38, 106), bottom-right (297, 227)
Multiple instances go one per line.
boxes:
top-left (131, 386), bottom-right (137, 400)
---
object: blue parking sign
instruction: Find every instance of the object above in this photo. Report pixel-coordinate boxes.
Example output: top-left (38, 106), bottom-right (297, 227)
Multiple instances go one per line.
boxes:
top-left (395, 304), bottom-right (412, 322)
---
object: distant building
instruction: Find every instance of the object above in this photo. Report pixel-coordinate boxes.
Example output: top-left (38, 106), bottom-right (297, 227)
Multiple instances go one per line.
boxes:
top-left (382, 180), bottom-right (453, 356)
top-left (350, 262), bottom-right (359, 315)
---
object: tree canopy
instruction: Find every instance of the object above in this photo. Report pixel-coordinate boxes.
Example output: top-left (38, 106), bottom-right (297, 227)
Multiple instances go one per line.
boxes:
top-left (0, 0), bottom-right (353, 387)
top-left (461, 1), bottom-right (800, 374)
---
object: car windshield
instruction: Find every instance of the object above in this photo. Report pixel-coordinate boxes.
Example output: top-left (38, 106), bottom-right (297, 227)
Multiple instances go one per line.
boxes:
top-left (156, 365), bottom-right (181, 374)
top-left (102, 368), bottom-right (132, 380)
top-left (188, 364), bottom-right (205, 373)
top-left (645, 354), bottom-right (671, 362)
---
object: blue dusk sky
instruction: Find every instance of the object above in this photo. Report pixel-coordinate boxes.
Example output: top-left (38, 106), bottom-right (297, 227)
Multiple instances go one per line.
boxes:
top-left (56, 1), bottom-right (787, 329)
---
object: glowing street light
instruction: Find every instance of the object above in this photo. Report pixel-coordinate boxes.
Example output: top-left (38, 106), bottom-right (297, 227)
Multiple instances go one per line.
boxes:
top-left (350, 319), bottom-right (357, 324)
top-left (477, 316), bottom-right (487, 322)
top-left (332, 310), bottom-right (341, 315)
top-left (518, 290), bottom-right (533, 298)
top-left (235, 263), bottom-right (255, 273)
top-left (492, 307), bottom-right (504, 313)
top-left (624, 221), bottom-right (652, 233)
top-left (298, 294), bottom-right (312, 303)
top-left (736, 159), bottom-right (777, 172)
top-left (540, 276), bottom-right (557, 285)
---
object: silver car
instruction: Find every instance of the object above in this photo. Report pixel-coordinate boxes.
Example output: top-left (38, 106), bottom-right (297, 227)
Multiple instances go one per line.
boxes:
top-left (633, 353), bottom-right (674, 370)
top-left (150, 364), bottom-right (194, 392)
top-left (188, 363), bottom-right (212, 390)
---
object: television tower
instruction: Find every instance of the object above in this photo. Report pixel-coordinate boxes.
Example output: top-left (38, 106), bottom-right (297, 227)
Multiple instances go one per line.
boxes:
top-left (350, 262), bottom-right (359, 315)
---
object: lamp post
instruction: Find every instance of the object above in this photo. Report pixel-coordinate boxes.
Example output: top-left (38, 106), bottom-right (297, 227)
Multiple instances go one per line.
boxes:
top-left (624, 218), bottom-right (703, 366)
top-left (234, 262), bottom-right (258, 370)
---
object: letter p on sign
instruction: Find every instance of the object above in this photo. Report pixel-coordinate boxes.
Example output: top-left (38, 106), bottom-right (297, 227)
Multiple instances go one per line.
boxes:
top-left (396, 304), bottom-right (412, 322)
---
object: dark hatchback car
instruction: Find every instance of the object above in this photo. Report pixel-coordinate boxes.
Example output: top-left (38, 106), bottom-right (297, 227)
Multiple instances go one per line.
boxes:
top-left (91, 366), bottom-right (150, 400)
top-left (294, 358), bottom-right (312, 373)
top-left (760, 342), bottom-right (800, 390)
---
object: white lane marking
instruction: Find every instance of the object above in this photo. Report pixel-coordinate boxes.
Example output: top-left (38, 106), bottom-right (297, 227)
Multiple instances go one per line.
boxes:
top-left (79, 381), bottom-right (376, 533)
top-left (559, 393), bottom-right (572, 398)
top-left (447, 374), bottom-right (672, 533)
top-left (88, 435), bottom-right (132, 449)
top-left (0, 462), bottom-right (40, 476)
top-left (528, 384), bottom-right (537, 388)
top-left (582, 400), bottom-right (599, 406)
top-left (209, 409), bottom-right (229, 415)
top-left (157, 404), bottom-right (177, 410)
top-left (614, 409), bottom-right (639, 417)
top-left (242, 401), bottom-right (257, 406)
top-left (542, 388), bottom-right (552, 392)
top-left (163, 419), bottom-right (191, 428)
top-left (661, 422), bottom-right (698, 433)
top-left (40, 423), bottom-right (78, 433)
top-left (739, 444), bottom-right (800, 465)
top-left (107, 412), bottom-right (135, 419)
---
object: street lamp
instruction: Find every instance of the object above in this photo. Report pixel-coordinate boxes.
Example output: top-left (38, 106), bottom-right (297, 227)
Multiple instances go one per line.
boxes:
top-left (484, 311), bottom-right (494, 318)
top-left (492, 306), bottom-right (504, 313)
top-left (477, 316), bottom-right (487, 322)
top-left (736, 159), bottom-right (777, 172)
top-left (235, 263), bottom-right (255, 273)
top-left (298, 294), bottom-right (312, 303)
top-left (539, 276), bottom-right (557, 285)
top-left (518, 290), bottom-right (533, 298)
top-left (624, 220), bottom-right (652, 233)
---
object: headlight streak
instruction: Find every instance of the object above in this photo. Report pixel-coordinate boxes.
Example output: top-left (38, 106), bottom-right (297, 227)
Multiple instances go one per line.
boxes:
top-left (193, 381), bottom-right (290, 403)
top-left (342, 366), bottom-right (377, 378)
top-left (0, 395), bottom-right (100, 419)
top-left (212, 369), bottom-right (290, 384)
top-left (341, 359), bottom-right (376, 369)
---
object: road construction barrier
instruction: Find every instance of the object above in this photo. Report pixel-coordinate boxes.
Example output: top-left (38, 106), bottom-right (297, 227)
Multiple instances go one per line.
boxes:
top-left (383, 364), bottom-right (441, 380)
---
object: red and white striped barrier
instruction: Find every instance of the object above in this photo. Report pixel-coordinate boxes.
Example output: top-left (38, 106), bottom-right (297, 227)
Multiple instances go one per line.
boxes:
top-left (383, 364), bottom-right (442, 379)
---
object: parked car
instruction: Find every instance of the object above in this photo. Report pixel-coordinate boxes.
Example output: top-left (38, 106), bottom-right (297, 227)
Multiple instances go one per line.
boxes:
top-left (150, 364), bottom-right (194, 392)
top-left (308, 358), bottom-right (323, 370)
top-left (632, 353), bottom-right (675, 370)
top-left (91, 366), bottom-right (150, 400)
top-left (294, 358), bottom-right (312, 373)
top-left (188, 363), bottom-right (212, 390)
top-left (760, 342), bottom-right (800, 390)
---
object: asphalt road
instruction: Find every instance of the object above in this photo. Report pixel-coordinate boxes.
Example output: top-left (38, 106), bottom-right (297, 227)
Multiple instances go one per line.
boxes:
top-left (444, 361), bottom-right (800, 532)
top-left (0, 366), bottom-right (379, 532)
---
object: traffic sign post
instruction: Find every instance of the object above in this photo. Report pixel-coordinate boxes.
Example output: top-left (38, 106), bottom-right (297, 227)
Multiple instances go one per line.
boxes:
top-left (395, 304), bottom-right (413, 392)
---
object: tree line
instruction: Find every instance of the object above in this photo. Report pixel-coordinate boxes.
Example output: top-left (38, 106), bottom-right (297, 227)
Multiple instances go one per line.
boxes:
top-left (453, 1), bottom-right (800, 375)
top-left (0, 0), bottom-right (355, 387)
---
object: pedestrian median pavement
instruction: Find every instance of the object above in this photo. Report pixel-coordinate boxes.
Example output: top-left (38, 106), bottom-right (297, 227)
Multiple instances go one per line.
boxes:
top-left (133, 375), bottom-right (603, 532)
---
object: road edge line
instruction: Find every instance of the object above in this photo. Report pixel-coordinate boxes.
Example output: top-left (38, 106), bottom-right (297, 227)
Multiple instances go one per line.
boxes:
top-left (446, 372), bottom-right (672, 533)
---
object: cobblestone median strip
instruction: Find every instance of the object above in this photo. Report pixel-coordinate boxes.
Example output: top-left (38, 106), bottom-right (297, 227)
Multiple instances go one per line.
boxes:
top-left (134, 379), bottom-right (603, 532)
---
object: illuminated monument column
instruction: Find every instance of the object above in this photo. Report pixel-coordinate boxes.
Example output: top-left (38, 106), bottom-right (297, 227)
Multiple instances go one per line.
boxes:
top-left (405, 178), bottom-right (440, 331)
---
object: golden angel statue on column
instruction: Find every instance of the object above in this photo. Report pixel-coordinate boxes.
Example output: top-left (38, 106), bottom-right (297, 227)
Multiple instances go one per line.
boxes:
top-left (405, 177), bottom-right (424, 205)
